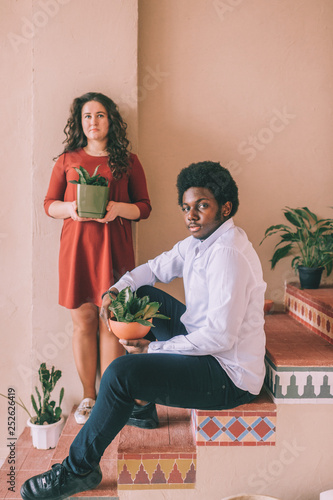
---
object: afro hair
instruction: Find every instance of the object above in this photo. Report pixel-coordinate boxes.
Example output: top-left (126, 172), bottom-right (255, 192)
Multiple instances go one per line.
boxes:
top-left (176, 161), bottom-right (239, 217)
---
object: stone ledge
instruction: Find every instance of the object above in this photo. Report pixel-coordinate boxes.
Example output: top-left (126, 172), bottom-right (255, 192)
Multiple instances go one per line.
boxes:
top-left (285, 283), bottom-right (333, 344)
top-left (265, 313), bottom-right (333, 403)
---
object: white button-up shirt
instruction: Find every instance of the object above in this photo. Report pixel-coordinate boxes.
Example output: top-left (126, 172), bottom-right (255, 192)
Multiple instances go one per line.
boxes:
top-left (114, 218), bottom-right (267, 394)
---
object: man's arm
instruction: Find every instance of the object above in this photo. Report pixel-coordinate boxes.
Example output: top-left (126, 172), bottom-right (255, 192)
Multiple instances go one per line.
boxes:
top-left (100, 239), bottom-right (188, 329)
top-left (147, 247), bottom-right (264, 356)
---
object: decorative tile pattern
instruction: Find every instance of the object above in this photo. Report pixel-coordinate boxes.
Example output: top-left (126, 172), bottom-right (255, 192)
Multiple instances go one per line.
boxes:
top-left (265, 356), bottom-right (333, 403)
top-left (285, 285), bottom-right (333, 344)
top-left (117, 454), bottom-right (196, 489)
top-left (191, 393), bottom-right (276, 446)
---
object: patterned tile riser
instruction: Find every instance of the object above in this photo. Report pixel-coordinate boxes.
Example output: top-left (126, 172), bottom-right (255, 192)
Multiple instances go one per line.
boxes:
top-left (265, 360), bottom-right (333, 402)
top-left (117, 456), bottom-right (196, 489)
top-left (285, 291), bottom-right (333, 344)
top-left (191, 409), bottom-right (276, 446)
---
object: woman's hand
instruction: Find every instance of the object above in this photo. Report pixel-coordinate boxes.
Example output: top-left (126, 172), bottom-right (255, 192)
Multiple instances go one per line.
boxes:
top-left (119, 338), bottom-right (151, 354)
top-left (48, 200), bottom-right (88, 221)
top-left (96, 201), bottom-right (140, 224)
top-left (67, 201), bottom-right (81, 221)
top-left (96, 201), bottom-right (120, 224)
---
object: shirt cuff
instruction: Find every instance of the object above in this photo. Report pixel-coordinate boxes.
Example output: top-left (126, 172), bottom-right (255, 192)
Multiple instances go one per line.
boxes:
top-left (148, 338), bottom-right (193, 353)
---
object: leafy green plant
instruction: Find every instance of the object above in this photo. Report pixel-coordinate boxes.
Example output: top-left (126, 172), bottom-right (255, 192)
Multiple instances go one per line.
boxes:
top-left (69, 165), bottom-right (108, 186)
top-left (260, 206), bottom-right (333, 276)
top-left (108, 287), bottom-right (170, 326)
top-left (0, 363), bottom-right (64, 425)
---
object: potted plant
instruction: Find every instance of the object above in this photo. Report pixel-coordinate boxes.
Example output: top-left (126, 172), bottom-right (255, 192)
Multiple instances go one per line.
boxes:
top-left (70, 165), bottom-right (109, 218)
top-left (1, 363), bottom-right (65, 449)
top-left (108, 286), bottom-right (170, 339)
top-left (260, 206), bottom-right (333, 289)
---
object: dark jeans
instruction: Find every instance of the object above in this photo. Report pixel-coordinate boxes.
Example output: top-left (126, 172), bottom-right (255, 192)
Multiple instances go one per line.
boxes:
top-left (68, 286), bottom-right (255, 474)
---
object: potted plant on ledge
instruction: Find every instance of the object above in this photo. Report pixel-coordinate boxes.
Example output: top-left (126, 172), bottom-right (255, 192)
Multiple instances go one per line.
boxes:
top-left (260, 206), bottom-right (333, 289)
top-left (1, 363), bottom-right (65, 449)
top-left (108, 286), bottom-right (170, 340)
top-left (70, 165), bottom-right (109, 218)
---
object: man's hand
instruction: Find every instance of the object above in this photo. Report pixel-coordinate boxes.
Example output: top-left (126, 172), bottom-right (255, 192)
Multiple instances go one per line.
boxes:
top-left (99, 288), bottom-right (118, 331)
top-left (119, 338), bottom-right (151, 354)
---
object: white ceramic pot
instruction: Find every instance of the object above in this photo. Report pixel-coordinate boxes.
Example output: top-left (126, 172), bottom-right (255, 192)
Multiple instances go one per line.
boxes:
top-left (27, 415), bottom-right (65, 449)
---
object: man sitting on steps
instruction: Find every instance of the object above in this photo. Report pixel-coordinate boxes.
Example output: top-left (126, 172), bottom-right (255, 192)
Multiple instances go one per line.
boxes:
top-left (21, 161), bottom-right (266, 500)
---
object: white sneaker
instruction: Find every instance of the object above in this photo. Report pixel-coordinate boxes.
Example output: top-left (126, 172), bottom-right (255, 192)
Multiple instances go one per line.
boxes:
top-left (74, 398), bottom-right (95, 425)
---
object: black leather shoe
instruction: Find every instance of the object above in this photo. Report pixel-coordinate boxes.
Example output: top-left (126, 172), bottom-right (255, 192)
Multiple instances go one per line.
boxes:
top-left (127, 402), bottom-right (159, 429)
top-left (20, 457), bottom-right (102, 500)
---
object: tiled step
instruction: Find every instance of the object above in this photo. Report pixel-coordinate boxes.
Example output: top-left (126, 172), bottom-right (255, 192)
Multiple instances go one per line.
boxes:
top-left (192, 388), bottom-right (276, 447)
top-left (117, 405), bottom-right (196, 491)
top-left (285, 283), bottom-right (333, 344)
top-left (265, 313), bottom-right (333, 403)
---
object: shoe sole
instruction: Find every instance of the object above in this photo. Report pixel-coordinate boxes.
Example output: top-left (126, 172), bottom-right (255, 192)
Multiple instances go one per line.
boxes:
top-left (127, 417), bottom-right (158, 429)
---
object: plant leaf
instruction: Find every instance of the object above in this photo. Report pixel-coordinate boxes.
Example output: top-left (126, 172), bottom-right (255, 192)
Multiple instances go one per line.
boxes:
top-left (136, 319), bottom-right (154, 326)
top-left (108, 286), bottom-right (170, 324)
top-left (326, 260), bottom-right (332, 277)
top-left (301, 206), bottom-right (318, 223)
top-left (142, 302), bottom-right (160, 319)
top-left (31, 395), bottom-right (39, 417)
top-left (270, 244), bottom-right (293, 269)
top-left (283, 209), bottom-right (302, 228)
top-left (59, 387), bottom-right (64, 407)
top-left (92, 164), bottom-right (101, 177)
top-left (260, 224), bottom-right (292, 244)
top-left (152, 313), bottom-right (170, 320)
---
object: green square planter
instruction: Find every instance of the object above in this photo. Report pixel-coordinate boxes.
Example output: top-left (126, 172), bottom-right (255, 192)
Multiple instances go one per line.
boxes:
top-left (77, 184), bottom-right (109, 218)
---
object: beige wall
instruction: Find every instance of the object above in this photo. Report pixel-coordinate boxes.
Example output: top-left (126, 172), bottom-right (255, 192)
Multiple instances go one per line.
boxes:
top-left (1, 0), bottom-right (33, 464)
top-left (1, 0), bottom-right (138, 460)
top-left (1, 0), bottom-right (333, 498)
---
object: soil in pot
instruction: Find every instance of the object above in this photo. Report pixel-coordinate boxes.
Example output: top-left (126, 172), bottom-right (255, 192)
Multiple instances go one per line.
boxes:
top-left (298, 266), bottom-right (324, 289)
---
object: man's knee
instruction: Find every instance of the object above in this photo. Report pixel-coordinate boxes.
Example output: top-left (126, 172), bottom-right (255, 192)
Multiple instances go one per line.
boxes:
top-left (136, 285), bottom-right (155, 298)
top-left (103, 355), bottom-right (130, 380)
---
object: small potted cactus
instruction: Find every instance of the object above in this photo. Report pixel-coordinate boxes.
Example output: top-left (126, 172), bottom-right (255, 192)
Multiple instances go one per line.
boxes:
top-left (1, 363), bottom-right (65, 449)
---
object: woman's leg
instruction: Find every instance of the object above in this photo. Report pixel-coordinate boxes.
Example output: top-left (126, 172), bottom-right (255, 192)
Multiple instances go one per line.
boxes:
top-left (71, 303), bottom-right (99, 400)
top-left (68, 352), bottom-right (254, 474)
top-left (98, 311), bottom-right (125, 376)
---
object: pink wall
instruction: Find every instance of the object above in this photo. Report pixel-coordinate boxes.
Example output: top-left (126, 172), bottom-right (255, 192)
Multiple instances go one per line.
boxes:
top-left (137, 0), bottom-right (333, 306)
top-left (1, 1), bottom-right (333, 498)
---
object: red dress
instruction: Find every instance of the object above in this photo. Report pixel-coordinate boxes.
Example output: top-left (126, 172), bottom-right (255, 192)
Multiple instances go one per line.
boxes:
top-left (44, 149), bottom-right (151, 309)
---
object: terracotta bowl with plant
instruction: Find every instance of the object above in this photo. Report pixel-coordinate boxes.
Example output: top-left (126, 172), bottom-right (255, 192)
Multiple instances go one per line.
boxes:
top-left (108, 287), bottom-right (169, 340)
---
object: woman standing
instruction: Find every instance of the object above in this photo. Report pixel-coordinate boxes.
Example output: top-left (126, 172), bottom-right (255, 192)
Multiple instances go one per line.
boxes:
top-left (44, 92), bottom-right (151, 424)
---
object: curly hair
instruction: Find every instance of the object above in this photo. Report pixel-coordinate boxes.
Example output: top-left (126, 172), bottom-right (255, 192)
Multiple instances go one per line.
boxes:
top-left (60, 92), bottom-right (130, 179)
top-left (176, 161), bottom-right (239, 216)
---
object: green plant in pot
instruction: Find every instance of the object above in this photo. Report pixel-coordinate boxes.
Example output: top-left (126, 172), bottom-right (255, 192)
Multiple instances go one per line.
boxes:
top-left (108, 286), bottom-right (170, 340)
top-left (70, 165), bottom-right (109, 218)
top-left (1, 363), bottom-right (65, 449)
top-left (260, 206), bottom-right (333, 289)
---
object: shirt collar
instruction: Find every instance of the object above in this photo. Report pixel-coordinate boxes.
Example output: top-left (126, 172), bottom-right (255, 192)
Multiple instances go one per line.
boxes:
top-left (193, 218), bottom-right (235, 254)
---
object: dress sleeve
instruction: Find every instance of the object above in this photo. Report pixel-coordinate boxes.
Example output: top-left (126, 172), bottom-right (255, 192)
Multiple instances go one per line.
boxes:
top-left (127, 154), bottom-right (152, 220)
top-left (44, 154), bottom-right (67, 216)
